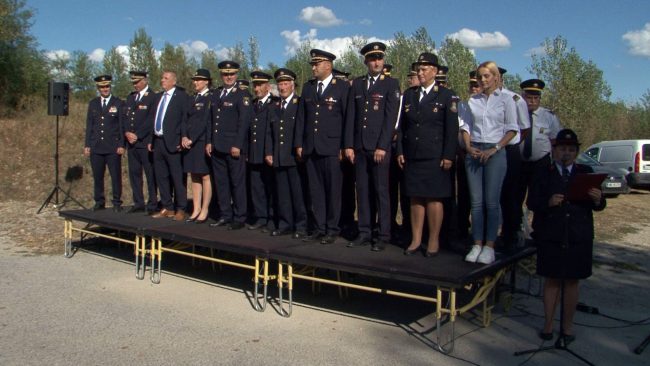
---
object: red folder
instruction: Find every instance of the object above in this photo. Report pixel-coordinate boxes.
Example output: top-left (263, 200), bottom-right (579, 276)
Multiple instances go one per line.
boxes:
top-left (567, 173), bottom-right (607, 201)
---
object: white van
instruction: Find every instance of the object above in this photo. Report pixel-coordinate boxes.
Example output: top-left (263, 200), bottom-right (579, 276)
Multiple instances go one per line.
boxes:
top-left (584, 140), bottom-right (650, 189)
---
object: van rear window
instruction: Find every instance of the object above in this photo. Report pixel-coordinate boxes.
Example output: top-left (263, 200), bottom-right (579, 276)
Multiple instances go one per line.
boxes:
top-left (600, 146), bottom-right (633, 162)
top-left (643, 144), bottom-right (650, 161)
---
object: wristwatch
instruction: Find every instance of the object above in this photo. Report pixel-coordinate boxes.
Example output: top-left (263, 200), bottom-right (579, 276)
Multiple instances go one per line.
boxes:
top-left (494, 143), bottom-right (501, 151)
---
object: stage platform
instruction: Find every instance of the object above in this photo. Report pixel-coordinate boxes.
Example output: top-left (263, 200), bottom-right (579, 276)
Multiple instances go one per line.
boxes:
top-left (60, 208), bottom-right (536, 353)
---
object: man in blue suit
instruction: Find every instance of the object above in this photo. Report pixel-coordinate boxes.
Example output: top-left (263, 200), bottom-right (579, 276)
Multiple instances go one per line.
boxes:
top-left (147, 71), bottom-right (189, 221)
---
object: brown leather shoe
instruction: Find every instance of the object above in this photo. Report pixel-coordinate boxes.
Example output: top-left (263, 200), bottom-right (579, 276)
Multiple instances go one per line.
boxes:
top-left (151, 208), bottom-right (175, 219)
top-left (173, 210), bottom-right (188, 221)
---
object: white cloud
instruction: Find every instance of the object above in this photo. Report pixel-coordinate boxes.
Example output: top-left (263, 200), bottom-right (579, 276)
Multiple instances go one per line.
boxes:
top-left (622, 23), bottom-right (650, 57)
top-left (179, 40), bottom-right (209, 60)
top-left (524, 46), bottom-right (546, 57)
top-left (214, 47), bottom-right (231, 60)
top-left (280, 29), bottom-right (390, 59)
top-left (299, 6), bottom-right (343, 27)
top-left (446, 28), bottom-right (511, 50)
top-left (88, 48), bottom-right (106, 62)
top-left (360, 18), bottom-right (372, 26)
top-left (45, 49), bottom-right (70, 61)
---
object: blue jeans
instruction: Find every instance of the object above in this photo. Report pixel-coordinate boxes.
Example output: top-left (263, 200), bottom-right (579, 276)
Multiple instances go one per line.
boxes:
top-left (465, 143), bottom-right (507, 242)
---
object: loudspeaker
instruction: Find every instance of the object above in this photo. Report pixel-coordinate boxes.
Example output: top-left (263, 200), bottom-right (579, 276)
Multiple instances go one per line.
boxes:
top-left (48, 81), bottom-right (70, 116)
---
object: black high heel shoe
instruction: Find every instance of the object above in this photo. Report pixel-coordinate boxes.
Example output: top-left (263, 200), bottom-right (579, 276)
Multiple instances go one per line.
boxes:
top-left (403, 244), bottom-right (422, 256)
top-left (194, 217), bottom-right (208, 224)
top-left (186, 215), bottom-right (199, 223)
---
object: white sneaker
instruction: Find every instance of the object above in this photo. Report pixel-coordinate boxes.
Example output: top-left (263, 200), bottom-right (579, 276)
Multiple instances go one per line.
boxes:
top-left (465, 245), bottom-right (482, 262)
top-left (477, 246), bottom-right (495, 264)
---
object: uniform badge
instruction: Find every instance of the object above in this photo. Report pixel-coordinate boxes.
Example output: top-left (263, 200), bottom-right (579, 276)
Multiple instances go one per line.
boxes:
top-left (331, 78), bottom-right (337, 85)
top-left (450, 102), bottom-right (457, 113)
top-left (144, 92), bottom-right (149, 97)
top-left (434, 85), bottom-right (439, 92)
top-left (138, 105), bottom-right (147, 110)
top-left (379, 75), bottom-right (385, 81)
top-left (513, 94), bottom-right (520, 102)
top-left (374, 105), bottom-right (379, 111)
top-left (433, 107), bottom-right (438, 113)
top-left (292, 98), bottom-right (298, 104)
top-left (243, 97), bottom-right (250, 106)
top-left (395, 90), bottom-right (401, 99)
top-left (108, 106), bottom-right (117, 113)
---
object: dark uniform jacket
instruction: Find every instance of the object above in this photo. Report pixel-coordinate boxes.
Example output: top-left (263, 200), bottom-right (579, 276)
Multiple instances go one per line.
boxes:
top-left (527, 163), bottom-right (606, 245)
top-left (85, 96), bottom-right (125, 154)
top-left (345, 74), bottom-right (400, 152)
top-left (266, 95), bottom-right (300, 167)
top-left (207, 86), bottom-right (252, 154)
top-left (148, 87), bottom-right (190, 153)
top-left (249, 95), bottom-right (279, 164)
top-left (184, 92), bottom-right (211, 143)
top-left (397, 84), bottom-right (458, 161)
top-left (295, 77), bottom-right (350, 156)
top-left (122, 87), bottom-right (157, 149)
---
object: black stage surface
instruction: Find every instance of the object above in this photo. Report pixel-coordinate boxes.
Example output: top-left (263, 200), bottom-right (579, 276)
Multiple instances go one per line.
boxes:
top-left (60, 208), bottom-right (536, 288)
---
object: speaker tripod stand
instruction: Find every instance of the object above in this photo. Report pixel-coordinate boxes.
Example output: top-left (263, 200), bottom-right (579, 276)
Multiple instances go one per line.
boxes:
top-left (37, 115), bottom-right (85, 213)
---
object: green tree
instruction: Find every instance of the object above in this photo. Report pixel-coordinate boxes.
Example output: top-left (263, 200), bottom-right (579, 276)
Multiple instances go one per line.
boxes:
top-left (529, 36), bottom-right (611, 142)
top-left (0, 0), bottom-right (49, 113)
top-left (102, 46), bottom-right (130, 98)
top-left (284, 41), bottom-right (313, 93)
top-left (385, 27), bottom-right (435, 90)
top-left (129, 28), bottom-right (160, 87)
top-left (229, 41), bottom-right (250, 79)
top-left (335, 36), bottom-right (366, 79)
top-left (159, 43), bottom-right (196, 90)
top-left (47, 52), bottom-right (71, 84)
top-left (502, 73), bottom-right (523, 95)
top-left (248, 36), bottom-right (260, 70)
top-left (69, 50), bottom-right (98, 100)
top-left (200, 49), bottom-right (219, 81)
top-left (438, 38), bottom-right (476, 100)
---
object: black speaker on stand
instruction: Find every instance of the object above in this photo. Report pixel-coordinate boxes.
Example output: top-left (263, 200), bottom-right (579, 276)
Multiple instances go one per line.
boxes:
top-left (38, 81), bottom-right (85, 213)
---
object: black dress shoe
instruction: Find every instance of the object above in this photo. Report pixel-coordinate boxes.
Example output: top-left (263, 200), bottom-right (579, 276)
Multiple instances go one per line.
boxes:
top-left (210, 218), bottom-right (230, 227)
top-left (271, 229), bottom-right (291, 236)
top-left (538, 331), bottom-right (553, 341)
top-left (403, 244), bottom-right (422, 256)
top-left (91, 204), bottom-right (105, 212)
top-left (194, 217), bottom-right (208, 224)
top-left (320, 234), bottom-right (338, 245)
top-left (302, 232), bottom-right (325, 242)
top-left (126, 206), bottom-right (144, 214)
top-left (371, 240), bottom-right (388, 252)
top-left (561, 333), bottom-right (576, 344)
top-left (347, 237), bottom-right (372, 248)
top-left (248, 223), bottom-right (264, 230)
top-left (228, 222), bottom-right (245, 230)
top-left (112, 206), bottom-right (123, 212)
top-left (185, 216), bottom-right (197, 223)
top-left (425, 250), bottom-right (439, 257)
top-left (293, 231), bottom-right (307, 239)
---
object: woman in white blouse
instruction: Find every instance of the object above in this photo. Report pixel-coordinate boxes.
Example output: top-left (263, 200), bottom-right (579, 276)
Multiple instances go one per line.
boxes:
top-left (460, 61), bottom-right (518, 264)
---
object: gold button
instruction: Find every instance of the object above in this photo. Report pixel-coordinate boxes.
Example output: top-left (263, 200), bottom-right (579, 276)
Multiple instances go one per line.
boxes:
top-left (280, 126), bottom-right (284, 130)
top-left (315, 121), bottom-right (318, 124)
top-left (253, 139), bottom-right (257, 143)
top-left (255, 118), bottom-right (258, 121)
top-left (363, 126), bottom-right (367, 128)
top-left (364, 109), bottom-right (368, 112)
top-left (314, 128), bottom-right (318, 132)
top-left (217, 109), bottom-right (221, 112)
top-left (415, 137), bottom-right (419, 140)
top-left (280, 134), bottom-right (284, 137)
top-left (316, 104), bottom-right (320, 108)
top-left (280, 141), bottom-right (284, 145)
top-left (253, 132), bottom-right (257, 135)
top-left (315, 112), bottom-right (319, 116)
top-left (215, 129), bottom-right (218, 133)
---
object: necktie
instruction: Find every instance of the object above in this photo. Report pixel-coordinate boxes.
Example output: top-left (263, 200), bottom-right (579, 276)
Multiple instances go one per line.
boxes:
top-left (317, 82), bottom-right (323, 97)
top-left (562, 167), bottom-right (570, 184)
top-left (420, 89), bottom-right (426, 101)
top-left (102, 98), bottom-right (107, 110)
top-left (523, 110), bottom-right (533, 159)
top-left (135, 93), bottom-right (140, 103)
top-left (155, 92), bottom-right (168, 134)
top-left (281, 100), bottom-right (287, 111)
top-left (220, 89), bottom-right (227, 100)
top-left (368, 77), bottom-right (375, 90)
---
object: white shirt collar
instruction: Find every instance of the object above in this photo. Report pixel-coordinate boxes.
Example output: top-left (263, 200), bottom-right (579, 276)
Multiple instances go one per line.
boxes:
top-left (283, 93), bottom-right (295, 105)
top-left (318, 73), bottom-right (334, 91)
top-left (198, 87), bottom-right (209, 97)
top-left (164, 87), bottom-right (175, 96)
top-left (421, 81), bottom-right (436, 95)
top-left (259, 93), bottom-right (271, 105)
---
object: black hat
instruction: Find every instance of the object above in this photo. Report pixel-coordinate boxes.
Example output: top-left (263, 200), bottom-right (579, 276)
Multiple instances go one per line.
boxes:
top-left (407, 70), bottom-right (417, 77)
top-left (274, 68), bottom-right (297, 82)
top-left (332, 69), bottom-right (350, 80)
top-left (435, 65), bottom-right (449, 82)
top-left (469, 70), bottom-right (478, 82)
top-left (250, 70), bottom-right (272, 83)
top-left (520, 79), bottom-right (545, 95)
top-left (498, 67), bottom-right (507, 75)
top-left (382, 63), bottom-right (393, 75)
top-left (94, 75), bottom-right (112, 86)
top-left (129, 71), bottom-right (147, 82)
top-left (191, 68), bottom-right (211, 80)
top-left (360, 42), bottom-right (386, 59)
top-left (310, 49), bottom-right (336, 64)
top-left (554, 129), bottom-right (581, 147)
top-left (410, 62), bottom-right (419, 71)
top-left (414, 52), bottom-right (440, 67)
top-left (237, 79), bottom-right (249, 89)
top-left (218, 61), bottom-right (240, 73)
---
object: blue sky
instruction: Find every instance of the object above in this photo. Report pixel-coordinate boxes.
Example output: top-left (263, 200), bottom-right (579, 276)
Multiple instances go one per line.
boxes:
top-left (29, 0), bottom-right (650, 102)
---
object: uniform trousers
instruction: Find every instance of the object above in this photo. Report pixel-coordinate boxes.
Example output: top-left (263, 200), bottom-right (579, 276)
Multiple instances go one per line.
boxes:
top-left (152, 137), bottom-right (186, 211)
top-left (248, 163), bottom-right (274, 228)
top-left (90, 152), bottom-right (122, 207)
top-left (275, 166), bottom-right (307, 232)
top-left (305, 153), bottom-right (342, 236)
top-left (127, 147), bottom-right (157, 210)
top-left (355, 149), bottom-right (391, 242)
top-left (211, 152), bottom-right (247, 223)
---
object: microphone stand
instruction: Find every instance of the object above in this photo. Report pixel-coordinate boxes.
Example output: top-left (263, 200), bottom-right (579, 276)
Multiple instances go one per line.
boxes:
top-left (515, 159), bottom-right (594, 365)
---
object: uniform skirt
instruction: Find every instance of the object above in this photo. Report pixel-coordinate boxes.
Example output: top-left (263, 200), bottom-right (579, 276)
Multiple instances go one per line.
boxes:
top-left (536, 239), bottom-right (593, 279)
top-left (182, 140), bottom-right (210, 174)
top-left (404, 158), bottom-right (451, 199)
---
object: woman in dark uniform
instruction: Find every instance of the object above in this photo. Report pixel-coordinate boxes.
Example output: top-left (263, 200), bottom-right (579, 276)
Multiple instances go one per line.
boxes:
top-left (527, 129), bottom-right (605, 342)
top-left (397, 53), bottom-right (458, 256)
top-left (181, 69), bottom-right (213, 223)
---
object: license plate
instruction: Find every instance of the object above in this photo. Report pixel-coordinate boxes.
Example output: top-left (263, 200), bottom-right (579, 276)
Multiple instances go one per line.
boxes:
top-left (605, 182), bottom-right (622, 188)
